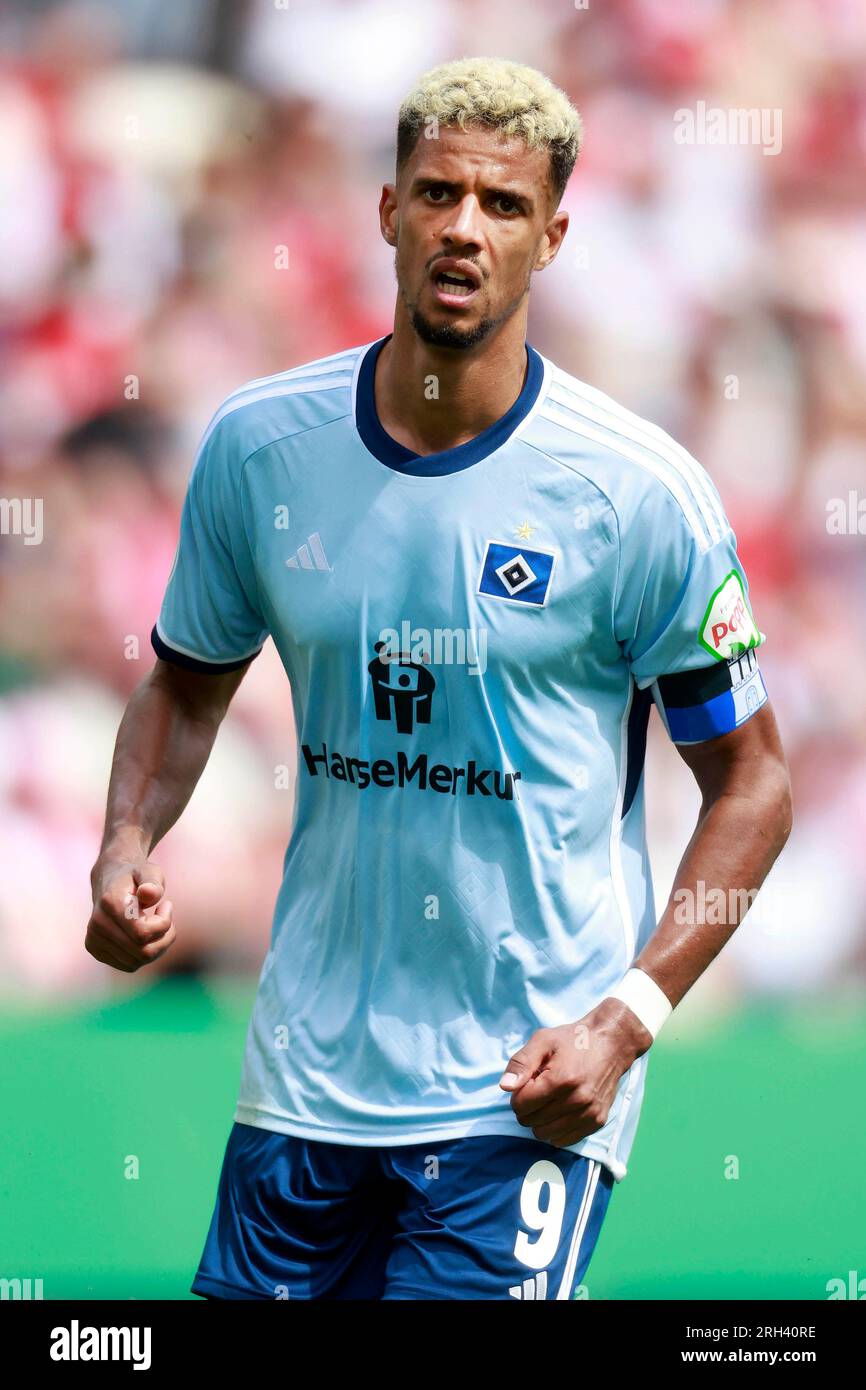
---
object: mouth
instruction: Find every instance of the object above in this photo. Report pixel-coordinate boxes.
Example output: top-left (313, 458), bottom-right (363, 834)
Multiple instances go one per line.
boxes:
top-left (429, 261), bottom-right (481, 309)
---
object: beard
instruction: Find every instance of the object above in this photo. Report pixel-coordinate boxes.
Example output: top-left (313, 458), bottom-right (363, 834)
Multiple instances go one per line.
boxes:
top-left (408, 305), bottom-right (498, 350)
top-left (396, 252), bottom-right (532, 352)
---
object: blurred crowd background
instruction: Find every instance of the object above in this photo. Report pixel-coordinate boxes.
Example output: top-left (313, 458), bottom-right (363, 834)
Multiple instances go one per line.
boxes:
top-left (1, 0), bottom-right (865, 1007)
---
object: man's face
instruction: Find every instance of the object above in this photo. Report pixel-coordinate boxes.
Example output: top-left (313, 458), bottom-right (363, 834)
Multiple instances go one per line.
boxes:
top-left (380, 123), bottom-right (568, 351)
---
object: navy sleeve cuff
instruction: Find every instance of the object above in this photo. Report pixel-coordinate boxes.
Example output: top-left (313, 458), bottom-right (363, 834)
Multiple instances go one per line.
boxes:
top-left (150, 625), bottom-right (263, 674)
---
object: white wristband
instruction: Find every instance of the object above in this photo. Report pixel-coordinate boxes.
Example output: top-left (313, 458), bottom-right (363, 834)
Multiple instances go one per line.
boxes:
top-left (607, 968), bottom-right (672, 1040)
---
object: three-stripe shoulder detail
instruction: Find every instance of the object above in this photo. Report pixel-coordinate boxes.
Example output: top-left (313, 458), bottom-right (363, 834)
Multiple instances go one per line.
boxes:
top-left (222, 343), bottom-right (361, 400)
top-left (200, 346), bottom-right (361, 452)
top-left (541, 370), bottom-right (728, 552)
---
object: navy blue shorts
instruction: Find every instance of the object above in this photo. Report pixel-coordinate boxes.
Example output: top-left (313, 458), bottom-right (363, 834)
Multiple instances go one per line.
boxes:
top-left (192, 1122), bottom-right (614, 1301)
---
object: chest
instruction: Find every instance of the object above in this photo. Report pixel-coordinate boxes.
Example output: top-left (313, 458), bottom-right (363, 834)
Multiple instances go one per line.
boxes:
top-left (244, 437), bottom-right (621, 679)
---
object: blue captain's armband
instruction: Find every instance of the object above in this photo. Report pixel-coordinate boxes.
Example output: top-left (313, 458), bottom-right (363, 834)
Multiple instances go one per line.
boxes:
top-left (653, 649), bottom-right (768, 745)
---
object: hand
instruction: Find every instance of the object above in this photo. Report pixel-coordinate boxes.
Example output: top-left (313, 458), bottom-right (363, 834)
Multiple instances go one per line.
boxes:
top-left (86, 848), bottom-right (175, 973)
top-left (498, 999), bottom-right (653, 1147)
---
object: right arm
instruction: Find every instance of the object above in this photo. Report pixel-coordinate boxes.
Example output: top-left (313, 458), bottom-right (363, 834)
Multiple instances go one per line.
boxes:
top-left (86, 657), bottom-right (252, 973)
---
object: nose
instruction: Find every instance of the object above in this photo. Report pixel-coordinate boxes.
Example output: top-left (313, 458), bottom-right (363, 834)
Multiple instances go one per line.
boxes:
top-left (439, 193), bottom-right (484, 251)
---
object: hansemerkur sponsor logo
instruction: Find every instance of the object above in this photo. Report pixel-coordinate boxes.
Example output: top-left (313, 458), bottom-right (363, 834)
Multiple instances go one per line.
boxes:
top-left (301, 743), bottom-right (522, 800)
top-left (299, 639), bottom-right (522, 800)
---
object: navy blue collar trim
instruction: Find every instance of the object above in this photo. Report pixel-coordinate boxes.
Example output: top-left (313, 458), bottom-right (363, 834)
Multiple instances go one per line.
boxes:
top-left (355, 334), bottom-right (544, 476)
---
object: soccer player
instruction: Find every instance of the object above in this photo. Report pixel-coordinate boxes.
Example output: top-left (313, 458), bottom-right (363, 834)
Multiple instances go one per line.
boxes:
top-left (86, 57), bottom-right (792, 1300)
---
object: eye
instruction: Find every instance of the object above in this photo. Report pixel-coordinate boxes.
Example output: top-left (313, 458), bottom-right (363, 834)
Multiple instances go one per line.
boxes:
top-left (493, 194), bottom-right (519, 215)
top-left (424, 185), bottom-right (451, 203)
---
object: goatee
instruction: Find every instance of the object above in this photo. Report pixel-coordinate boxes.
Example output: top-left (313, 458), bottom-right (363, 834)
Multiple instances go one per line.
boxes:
top-left (409, 306), bottom-right (498, 351)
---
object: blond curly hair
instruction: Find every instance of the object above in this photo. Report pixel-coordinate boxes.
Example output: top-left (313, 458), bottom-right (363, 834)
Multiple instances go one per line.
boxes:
top-left (397, 56), bottom-right (583, 206)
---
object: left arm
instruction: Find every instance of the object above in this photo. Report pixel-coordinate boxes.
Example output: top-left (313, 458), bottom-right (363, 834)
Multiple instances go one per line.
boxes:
top-left (500, 702), bottom-right (793, 1147)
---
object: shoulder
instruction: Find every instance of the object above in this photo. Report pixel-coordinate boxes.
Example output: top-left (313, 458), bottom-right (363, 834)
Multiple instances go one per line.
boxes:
top-left (195, 341), bottom-right (367, 469)
top-left (532, 353), bottom-right (730, 554)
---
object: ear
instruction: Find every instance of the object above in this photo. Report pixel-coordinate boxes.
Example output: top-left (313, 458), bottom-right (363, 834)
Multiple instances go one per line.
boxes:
top-left (379, 183), bottom-right (399, 247)
top-left (534, 208), bottom-right (569, 272)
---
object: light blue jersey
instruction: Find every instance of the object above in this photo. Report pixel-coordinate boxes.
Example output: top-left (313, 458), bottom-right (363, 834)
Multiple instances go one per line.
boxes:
top-left (153, 336), bottom-right (768, 1182)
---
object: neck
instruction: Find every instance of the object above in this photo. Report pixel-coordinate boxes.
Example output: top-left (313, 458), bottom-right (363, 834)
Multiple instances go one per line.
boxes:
top-left (374, 303), bottom-right (530, 457)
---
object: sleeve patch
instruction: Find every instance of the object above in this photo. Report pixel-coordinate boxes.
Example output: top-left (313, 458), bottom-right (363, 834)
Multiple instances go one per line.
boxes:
top-left (698, 570), bottom-right (764, 662)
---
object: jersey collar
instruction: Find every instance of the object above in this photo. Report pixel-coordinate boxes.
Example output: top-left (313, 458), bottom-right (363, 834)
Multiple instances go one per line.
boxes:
top-left (354, 334), bottom-right (545, 476)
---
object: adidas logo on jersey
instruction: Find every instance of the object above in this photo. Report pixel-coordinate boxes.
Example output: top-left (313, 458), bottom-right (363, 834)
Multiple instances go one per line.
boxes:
top-left (285, 532), bottom-right (331, 571)
top-left (508, 1272), bottom-right (548, 1300)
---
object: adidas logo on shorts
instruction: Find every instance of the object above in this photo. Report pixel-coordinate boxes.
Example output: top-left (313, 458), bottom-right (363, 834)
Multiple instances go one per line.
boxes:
top-left (508, 1272), bottom-right (548, 1300)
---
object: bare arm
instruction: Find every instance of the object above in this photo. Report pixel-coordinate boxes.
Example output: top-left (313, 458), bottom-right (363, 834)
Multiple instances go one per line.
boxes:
top-left (632, 701), bottom-right (793, 1007)
top-left (86, 657), bottom-right (252, 973)
top-left (501, 702), bottom-right (794, 1146)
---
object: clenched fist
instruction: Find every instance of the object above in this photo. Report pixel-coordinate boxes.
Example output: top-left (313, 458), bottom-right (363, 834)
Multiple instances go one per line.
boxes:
top-left (86, 851), bottom-right (175, 973)
top-left (498, 999), bottom-right (653, 1147)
